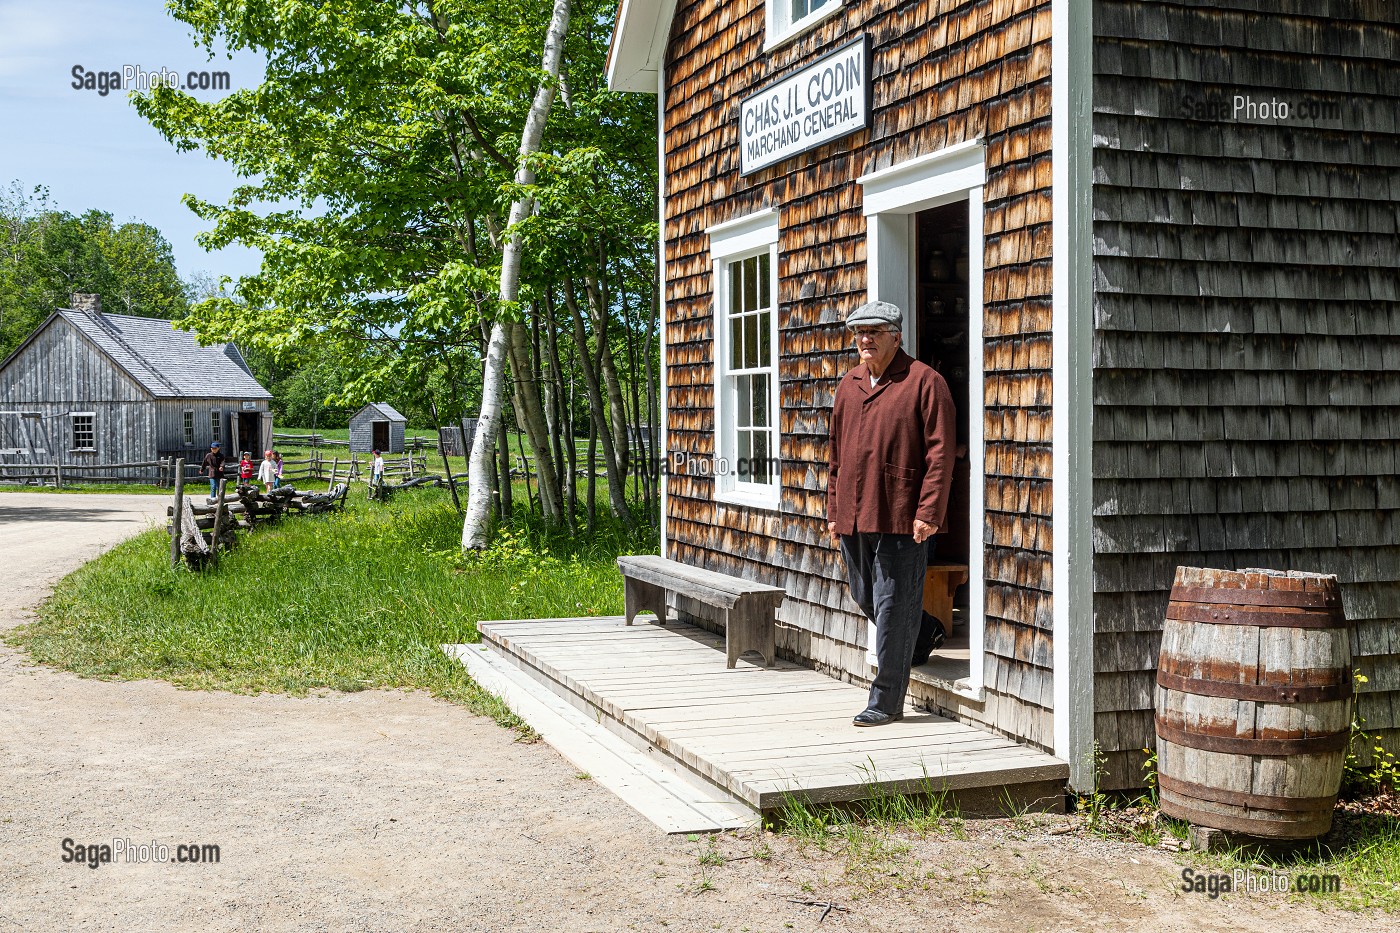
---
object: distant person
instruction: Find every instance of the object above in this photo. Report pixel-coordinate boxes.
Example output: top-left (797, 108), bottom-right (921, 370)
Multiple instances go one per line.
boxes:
top-left (201, 441), bottom-right (225, 499)
top-left (257, 449), bottom-right (277, 492)
top-left (371, 449), bottom-right (385, 488)
top-left (272, 450), bottom-right (284, 489)
top-left (238, 452), bottom-right (254, 485)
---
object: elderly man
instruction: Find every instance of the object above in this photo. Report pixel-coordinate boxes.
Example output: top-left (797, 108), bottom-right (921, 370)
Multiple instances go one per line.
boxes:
top-left (827, 300), bottom-right (956, 727)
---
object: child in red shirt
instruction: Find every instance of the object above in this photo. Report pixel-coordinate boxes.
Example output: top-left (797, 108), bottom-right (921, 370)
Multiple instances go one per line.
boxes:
top-left (239, 453), bottom-right (254, 483)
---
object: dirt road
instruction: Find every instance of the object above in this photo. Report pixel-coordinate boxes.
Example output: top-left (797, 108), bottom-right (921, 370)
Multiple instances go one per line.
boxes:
top-left (0, 492), bottom-right (1386, 931)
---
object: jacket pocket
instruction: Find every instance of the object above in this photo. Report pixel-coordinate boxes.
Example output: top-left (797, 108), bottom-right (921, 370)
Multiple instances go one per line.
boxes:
top-left (882, 462), bottom-right (918, 531)
top-left (882, 462), bottom-right (917, 482)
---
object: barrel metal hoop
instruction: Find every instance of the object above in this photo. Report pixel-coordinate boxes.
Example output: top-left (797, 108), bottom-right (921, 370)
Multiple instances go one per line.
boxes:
top-left (1165, 603), bottom-right (1342, 629)
top-left (1169, 585), bottom-right (1339, 610)
top-left (1158, 795), bottom-right (1334, 838)
top-left (1156, 669), bottom-right (1353, 704)
top-left (1157, 773), bottom-right (1338, 813)
top-left (1155, 717), bottom-right (1350, 756)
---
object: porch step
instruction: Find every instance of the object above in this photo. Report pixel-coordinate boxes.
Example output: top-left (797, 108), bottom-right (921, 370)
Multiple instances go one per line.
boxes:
top-left (443, 643), bottom-right (758, 834)
top-left (474, 616), bottom-right (1071, 814)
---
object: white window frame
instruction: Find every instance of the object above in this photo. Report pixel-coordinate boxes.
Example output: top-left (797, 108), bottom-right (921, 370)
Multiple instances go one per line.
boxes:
top-left (69, 412), bottom-right (96, 452)
top-left (857, 139), bottom-right (988, 702)
top-left (183, 409), bottom-right (195, 446)
top-left (707, 208), bottom-right (782, 511)
top-left (765, 0), bottom-right (844, 52)
top-left (210, 409), bottom-right (222, 445)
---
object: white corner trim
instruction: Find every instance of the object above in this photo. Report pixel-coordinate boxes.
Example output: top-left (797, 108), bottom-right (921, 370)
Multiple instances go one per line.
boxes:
top-left (857, 139), bottom-right (987, 217)
top-left (1051, 0), bottom-right (1095, 790)
top-left (657, 64), bottom-right (671, 559)
top-left (707, 208), bottom-right (781, 258)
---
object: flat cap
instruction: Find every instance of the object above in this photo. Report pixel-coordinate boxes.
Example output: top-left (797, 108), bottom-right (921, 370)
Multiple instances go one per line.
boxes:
top-left (845, 300), bottom-right (902, 329)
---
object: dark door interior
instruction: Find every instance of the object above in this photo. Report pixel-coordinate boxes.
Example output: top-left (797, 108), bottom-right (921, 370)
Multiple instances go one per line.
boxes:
top-left (914, 200), bottom-right (972, 571)
top-left (372, 421), bottom-right (389, 452)
top-left (237, 412), bottom-right (259, 456)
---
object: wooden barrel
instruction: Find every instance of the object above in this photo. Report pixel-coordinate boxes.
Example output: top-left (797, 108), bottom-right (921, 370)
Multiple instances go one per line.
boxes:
top-left (1156, 567), bottom-right (1352, 840)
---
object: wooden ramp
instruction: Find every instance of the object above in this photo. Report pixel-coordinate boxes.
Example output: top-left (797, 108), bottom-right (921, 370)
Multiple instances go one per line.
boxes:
top-left (474, 616), bottom-right (1069, 813)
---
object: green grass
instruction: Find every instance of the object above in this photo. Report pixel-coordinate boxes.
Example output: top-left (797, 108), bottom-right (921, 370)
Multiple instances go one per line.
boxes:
top-left (6, 487), bottom-right (654, 733)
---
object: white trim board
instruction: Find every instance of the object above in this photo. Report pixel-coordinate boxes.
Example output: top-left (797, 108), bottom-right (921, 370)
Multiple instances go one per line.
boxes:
top-left (658, 64), bottom-right (670, 559)
top-left (857, 141), bottom-right (988, 704)
top-left (1051, 0), bottom-right (1096, 792)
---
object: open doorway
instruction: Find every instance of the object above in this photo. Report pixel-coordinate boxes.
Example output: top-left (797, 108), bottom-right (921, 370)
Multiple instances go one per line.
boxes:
top-left (913, 199), bottom-right (972, 684)
top-left (859, 140), bottom-right (987, 699)
top-left (236, 411), bottom-right (260, 456)
top-left (372, 421), bottom-right (389, 452)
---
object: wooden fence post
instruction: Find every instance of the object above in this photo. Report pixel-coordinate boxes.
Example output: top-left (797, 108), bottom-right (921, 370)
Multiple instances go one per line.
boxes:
top-left (170, 458), bottom-right (186, 569)
top-left (210, 479), bottom-right (227, 568)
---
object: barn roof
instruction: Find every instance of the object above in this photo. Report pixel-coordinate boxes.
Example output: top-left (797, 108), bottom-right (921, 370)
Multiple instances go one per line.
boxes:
top-left (353, 402), bottom-right (407, 423)
top-left (57, 309), bottom-right (272, 400)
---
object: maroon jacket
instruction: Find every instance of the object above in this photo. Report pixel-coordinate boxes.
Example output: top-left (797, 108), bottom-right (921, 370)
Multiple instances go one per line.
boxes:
top-left (826, 348), bottom-right (957, 536)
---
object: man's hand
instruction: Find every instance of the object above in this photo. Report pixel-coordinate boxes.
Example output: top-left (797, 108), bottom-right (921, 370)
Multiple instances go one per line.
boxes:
top-left (912, 519), bottom-right (937, 543)
top-left (827, 521), bottom-right (839, 543)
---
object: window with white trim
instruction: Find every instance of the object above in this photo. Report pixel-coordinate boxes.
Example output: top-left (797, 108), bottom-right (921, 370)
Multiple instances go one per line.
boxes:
top-left (183, 409), bottom-right (195, 446)
top-left (708, 210), bottom-right (781, 510)
top-left (210, 409), bottom-right (221, 445)
top-left (70, 413), bottom-right (95, 452)
top-left (767, 0), bottom-right (842, 49)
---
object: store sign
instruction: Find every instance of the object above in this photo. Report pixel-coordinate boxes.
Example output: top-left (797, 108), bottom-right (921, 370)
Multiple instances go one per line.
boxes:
top-left (739, 37), bottom-right (869, 176)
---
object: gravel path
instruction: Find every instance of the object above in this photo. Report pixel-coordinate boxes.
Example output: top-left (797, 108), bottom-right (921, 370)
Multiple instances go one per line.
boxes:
top-left (0, 491), bottom-right (1389, 931)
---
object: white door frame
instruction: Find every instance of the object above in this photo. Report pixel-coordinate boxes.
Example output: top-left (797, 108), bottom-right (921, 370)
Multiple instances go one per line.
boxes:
top-left (857, 139), bottom-right (987, 701)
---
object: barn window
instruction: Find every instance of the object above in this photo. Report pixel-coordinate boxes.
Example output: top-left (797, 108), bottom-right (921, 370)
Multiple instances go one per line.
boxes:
top-left (183, 409), bottom-right (195, 445)
top-left (210, 409), bottom-right (221, 444)
top-left (70, 413), bottom-right (95, 452)
top-left (707, 209), bottom-right (781, 510)
top-left (767, 0), bottom-right (841, 49)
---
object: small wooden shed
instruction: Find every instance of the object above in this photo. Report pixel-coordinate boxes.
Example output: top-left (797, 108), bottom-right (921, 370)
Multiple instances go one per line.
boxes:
top-left (610, 0), bottom-right (1400, 792)
top-left (349, 403), bottom-right (407, 454)
top-left (0, 293), bottom-right (273, 467)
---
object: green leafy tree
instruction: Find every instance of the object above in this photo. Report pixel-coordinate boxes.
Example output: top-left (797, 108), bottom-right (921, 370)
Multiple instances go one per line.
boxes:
top-left (0, 183), bottom-right (189, 358)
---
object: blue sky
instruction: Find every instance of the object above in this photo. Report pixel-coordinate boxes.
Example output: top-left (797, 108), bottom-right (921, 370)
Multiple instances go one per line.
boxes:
top-left (0, 1), bottom-right (265, 286)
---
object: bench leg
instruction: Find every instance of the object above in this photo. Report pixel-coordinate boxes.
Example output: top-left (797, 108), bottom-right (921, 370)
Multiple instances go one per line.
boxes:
top-left (724, 600), bottom-right (776, 668)
top-left (624, 577), bottom-right (668, 626)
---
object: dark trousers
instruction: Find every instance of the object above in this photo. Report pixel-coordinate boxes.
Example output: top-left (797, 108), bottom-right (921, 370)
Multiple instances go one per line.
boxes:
top-left (839, 532), bottom-right (928, 716)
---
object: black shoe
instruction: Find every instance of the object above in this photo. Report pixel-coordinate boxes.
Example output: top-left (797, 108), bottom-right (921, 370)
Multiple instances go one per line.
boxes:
top-left (852, 708), bottom-right (904, 727)
top-left (911, 611), bottom-right (947, 666)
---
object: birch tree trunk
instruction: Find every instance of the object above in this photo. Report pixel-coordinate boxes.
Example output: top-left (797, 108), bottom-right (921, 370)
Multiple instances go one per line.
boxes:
top-left (461, 0), bottom-right (573, 548)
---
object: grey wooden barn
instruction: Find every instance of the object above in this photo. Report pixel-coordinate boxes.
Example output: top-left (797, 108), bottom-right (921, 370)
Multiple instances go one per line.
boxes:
top-left (610, 0), bottom-right (1400, 791)
top-left (349, 403), bottom-right (406, 454)
top-left (0, 294), bottom-right (273, 467)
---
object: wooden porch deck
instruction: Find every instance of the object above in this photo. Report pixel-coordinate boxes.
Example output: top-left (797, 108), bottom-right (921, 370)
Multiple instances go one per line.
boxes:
top-left (476, 616), bottom-right (1068, 813)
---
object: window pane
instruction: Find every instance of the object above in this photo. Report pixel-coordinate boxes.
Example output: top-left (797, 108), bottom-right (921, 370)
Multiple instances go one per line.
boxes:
top-left (759, 252), bottom-right (771, 309)
top-left (743, 256), bottom-right (758, 312)
top-left (730, 317), bottom-right (743, 370)
top-left (737, 375), bottom-right (751, 428)
top-left (751, 373), bottom-right (768, 427)
top-left (729, 260), bottom-right (742, 319)
top-left (791, 0), bottom-right (809, 21)
top-left (753, 431), bottom-right (770, 484)
top-left (758, 311), bottom-right (771, 364)
top-left (737, 429), bottom-right (752, 464)
top-left (744, 314), bottom-right (759, 368)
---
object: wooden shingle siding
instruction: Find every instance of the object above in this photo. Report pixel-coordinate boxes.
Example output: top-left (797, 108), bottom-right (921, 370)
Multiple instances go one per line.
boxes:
top-left (1092, 0), bottom-right (1400, 788)
top-left (663, 0), bottom-right (1054, 747)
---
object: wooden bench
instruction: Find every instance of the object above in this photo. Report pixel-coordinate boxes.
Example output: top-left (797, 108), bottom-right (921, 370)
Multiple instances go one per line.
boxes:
top-left (923, 561), bottom-right (970, 633)
top-left (616, 555), bottom-right (786, 668)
